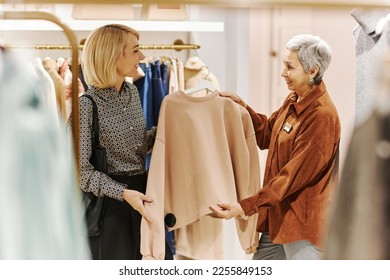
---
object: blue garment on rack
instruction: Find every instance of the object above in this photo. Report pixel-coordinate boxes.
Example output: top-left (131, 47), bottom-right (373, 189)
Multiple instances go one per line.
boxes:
top-left (134, 64), bottom-right (145, 111)
top-left (134, 63), bottom-right (153, 174)
top-left (161, 61), bottom-right (169, 97)
top-left (135, 61), bottom-right (169, 129)
top-left (135, 63), bottom-right (154, 130)
top-left (152, 59), bottom-right (166, 126)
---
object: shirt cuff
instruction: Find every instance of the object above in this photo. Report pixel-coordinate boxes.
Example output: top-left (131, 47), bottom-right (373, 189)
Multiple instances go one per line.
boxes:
top-left (106, 179), bottom-right (127, 201)
top-left (239, 197), bottom-right (258, 217)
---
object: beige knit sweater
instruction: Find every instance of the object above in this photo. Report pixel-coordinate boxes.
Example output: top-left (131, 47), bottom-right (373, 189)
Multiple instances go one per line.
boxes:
top-left (141, 90), bottom-right (260, 259)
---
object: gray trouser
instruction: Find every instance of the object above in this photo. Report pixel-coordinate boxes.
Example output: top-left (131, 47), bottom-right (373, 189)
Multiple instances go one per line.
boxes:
top-left (252, 233), bottom-right (286, 260)
top-left (252, 233), bottom-right (323, 260)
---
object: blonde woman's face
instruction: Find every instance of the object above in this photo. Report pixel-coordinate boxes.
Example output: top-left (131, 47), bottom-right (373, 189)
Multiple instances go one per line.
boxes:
top-left (116, 33), bottom-right (145, 80)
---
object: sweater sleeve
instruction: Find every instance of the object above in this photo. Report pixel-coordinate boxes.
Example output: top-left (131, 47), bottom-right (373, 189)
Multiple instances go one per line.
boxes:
top-left (233, 106), bottom-right (260, 254)
top-left (140, 137), bottom-right (166, 260)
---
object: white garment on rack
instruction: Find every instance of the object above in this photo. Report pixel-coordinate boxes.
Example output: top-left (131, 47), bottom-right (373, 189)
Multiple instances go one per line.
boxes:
top-left (168, 57), bottom-right (179, 94)
top-left (0, 48), bottom-right (89, 260)
top-left (34, 57), bottom-right (60, 127)
top-left (177, 59), bottom-right (185, 91)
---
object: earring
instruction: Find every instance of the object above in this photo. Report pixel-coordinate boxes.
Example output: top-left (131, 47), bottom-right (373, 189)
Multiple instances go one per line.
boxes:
top-left (308, 78), bottom-right (314, 85)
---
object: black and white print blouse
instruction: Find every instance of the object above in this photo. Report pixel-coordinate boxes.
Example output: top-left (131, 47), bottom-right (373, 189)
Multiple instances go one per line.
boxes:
top-left (68, 82), bottom-right (156, 201)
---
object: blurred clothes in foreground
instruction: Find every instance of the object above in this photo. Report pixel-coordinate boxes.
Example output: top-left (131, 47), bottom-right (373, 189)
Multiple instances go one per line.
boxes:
top-left (0, 47), bottom-right (89, 259)
top-left (325, 53), bottom-right (390, 260)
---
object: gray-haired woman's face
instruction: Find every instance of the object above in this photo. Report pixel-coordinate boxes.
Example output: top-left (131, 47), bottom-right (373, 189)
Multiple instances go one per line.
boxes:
top-left (280, 49), bottom-right (313, 95)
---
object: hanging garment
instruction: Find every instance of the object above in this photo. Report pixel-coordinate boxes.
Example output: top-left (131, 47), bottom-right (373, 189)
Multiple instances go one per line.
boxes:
top-left (33, 57), bottom-right (60, 127)
top-left (140, 90), bottom-right (260, 260)
top-left (161, 60), bottom-right (169, 97)
top-left (168, 57), bottom-right (179, 95)
top-left (175, 215), bottom-right (223, 260)
top-left (42, 57), bottom-right (67, 123)
top-left (0, 47), bottom-right (89, 259)
top-left (175, 58), bottom-right (223, 259)
top-left (151, 59), bottom-right (167, 126)
top-left (135, 62), bottom-right (154, 130)
top-left (177, 59), bottom-right (185, 91)
top-left (350, 8), bottom-right (390, 127)
top-left (325, 52), bottom-right (390, 259)
top-left (324, 111), bottom-right (390, 259)
top-left (57, 57), bottom-right (85, 119)
top-left (135, 59), bottom-right (169, 129)
top-left (69, 63), bottom-right (89, 93)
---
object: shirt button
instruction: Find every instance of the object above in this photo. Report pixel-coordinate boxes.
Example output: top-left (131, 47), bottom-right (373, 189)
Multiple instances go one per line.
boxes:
top-left (250, 210), bottom-right (256, 214)
top-left (123, 108), bottom-right (127, 112)
top-left (130, 126), bottom-right (134, 131)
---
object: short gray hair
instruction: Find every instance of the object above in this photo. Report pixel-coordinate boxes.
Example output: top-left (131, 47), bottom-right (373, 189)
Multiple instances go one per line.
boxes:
top-left (286, 34), bottom-right (332, 84)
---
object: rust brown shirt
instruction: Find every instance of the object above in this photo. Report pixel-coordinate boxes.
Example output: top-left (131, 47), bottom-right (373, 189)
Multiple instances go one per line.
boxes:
top-left (240, 82), bottom-right (340, 248)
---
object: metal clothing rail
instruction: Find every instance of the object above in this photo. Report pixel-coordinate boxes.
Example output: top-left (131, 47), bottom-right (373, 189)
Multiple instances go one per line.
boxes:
top-left (2, 11), bottom-right (81, 180)
top-left (5, 43), bottom-right (201, 51)
top-left (141, 43), bottom-right (200, 50)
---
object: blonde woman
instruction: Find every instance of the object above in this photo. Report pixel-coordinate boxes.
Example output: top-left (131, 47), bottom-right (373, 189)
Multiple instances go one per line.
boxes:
top-left (68, 24), bottom-right (172, 260)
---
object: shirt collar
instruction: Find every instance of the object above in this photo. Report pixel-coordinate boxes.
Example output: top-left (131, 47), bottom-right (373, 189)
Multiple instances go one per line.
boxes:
top-left (88, 81), bottom-right (132, 102)
top-left (289, 81), bottom-right (327, 116)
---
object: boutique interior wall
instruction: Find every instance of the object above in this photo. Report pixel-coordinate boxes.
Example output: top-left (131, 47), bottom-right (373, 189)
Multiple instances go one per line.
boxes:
top-left (1, 4), bottom-right (357, 259)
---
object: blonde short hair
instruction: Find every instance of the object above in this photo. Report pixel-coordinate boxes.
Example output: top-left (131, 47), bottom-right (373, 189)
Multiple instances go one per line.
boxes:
top-left (82, 24), bottom-right (140, 88)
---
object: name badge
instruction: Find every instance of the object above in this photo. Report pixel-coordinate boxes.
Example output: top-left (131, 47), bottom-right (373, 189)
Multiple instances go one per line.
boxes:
top-left (283, 122), bottom-right (292, 133)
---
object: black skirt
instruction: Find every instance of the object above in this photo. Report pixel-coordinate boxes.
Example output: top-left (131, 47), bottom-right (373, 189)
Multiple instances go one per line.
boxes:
top-left (88, 174), bottom-right (173, 260)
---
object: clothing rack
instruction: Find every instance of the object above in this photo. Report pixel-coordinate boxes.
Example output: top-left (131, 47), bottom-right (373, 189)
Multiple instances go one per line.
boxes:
top-left (5, 43), bottom-right (201, 51)
top-left (2, 11), bottom-right (81, 179)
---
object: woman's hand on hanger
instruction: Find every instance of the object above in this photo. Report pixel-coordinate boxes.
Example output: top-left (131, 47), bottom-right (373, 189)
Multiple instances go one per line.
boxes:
top-left (123, 189), bottom-right (153, 223)
top-left (219, 92), bottom-right (247, 108)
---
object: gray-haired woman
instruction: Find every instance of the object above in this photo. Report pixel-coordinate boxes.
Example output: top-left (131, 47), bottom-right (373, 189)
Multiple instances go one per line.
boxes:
top-left (210, 34), bottom-right (340, 260)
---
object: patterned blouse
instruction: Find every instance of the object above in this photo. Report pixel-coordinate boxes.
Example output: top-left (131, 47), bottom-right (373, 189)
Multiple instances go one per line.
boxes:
top-left (67, 82), bottom-right (156, 201)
